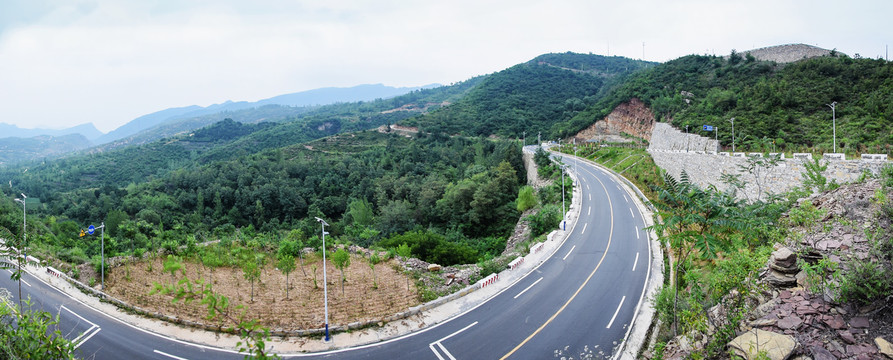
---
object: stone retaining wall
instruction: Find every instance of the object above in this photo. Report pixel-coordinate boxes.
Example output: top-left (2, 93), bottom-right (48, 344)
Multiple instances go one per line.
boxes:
top-left (648, 123), bottom-right (889, 200)
top-left (650, 122), bottom-right (720, 153)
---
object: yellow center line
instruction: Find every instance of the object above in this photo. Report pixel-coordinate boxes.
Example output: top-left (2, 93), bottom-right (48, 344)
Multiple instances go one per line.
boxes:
top-left (500, 166), bottom-right (614, 359)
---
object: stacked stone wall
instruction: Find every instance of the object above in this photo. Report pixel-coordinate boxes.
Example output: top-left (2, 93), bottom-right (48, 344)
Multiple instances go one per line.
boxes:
top-left (648, 122), bottom-right (889, 200)
top-left (650, 122), bottom-right (720, 153)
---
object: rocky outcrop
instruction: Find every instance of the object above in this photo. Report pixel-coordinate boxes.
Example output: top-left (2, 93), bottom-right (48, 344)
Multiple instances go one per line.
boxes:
top-left (735, 43), bottom-right (834, 64)
top-left (572, 98), bottom-right (654, 143)
top-left (728, 329), bottom-right (797, 360)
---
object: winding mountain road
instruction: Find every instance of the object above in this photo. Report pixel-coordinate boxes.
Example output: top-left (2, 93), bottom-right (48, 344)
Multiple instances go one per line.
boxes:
top-left (1, 147), bottom-right (654, 359)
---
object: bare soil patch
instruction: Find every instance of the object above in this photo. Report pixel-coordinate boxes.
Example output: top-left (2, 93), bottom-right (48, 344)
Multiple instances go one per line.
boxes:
top-left (101, 253), bottom-right (419, 330)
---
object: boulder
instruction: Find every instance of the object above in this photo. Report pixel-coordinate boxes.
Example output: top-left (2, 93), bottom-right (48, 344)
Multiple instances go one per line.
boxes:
top-left (728, 329), bottom-right (797, 360)
top-left (427, 264), bottom-right (442, 272)
top-left (877, 337), bottom-right (893, 359)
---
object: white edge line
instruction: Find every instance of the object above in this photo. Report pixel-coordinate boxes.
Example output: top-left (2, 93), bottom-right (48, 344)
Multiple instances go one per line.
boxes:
top-left (562, 245), bottom-right (576, 261)
top-left (606, 296), bottom-right (626, 329)
top-left (154, 349), bottom-right (190, 360)
top-left (429, 344), bottom-right (447, 360)
top-left (632, 253), bottom-right (639, 272)
top-left (61, 305), bottom-right (99, 328)
top-left (513, 277), bottom-right (544, 299)
top-left (436, 342), bottom-right (457, 360)
top-left (73, 327), bottom-right (101, 349)
top-left (432, 321), bottom-right (478, 345)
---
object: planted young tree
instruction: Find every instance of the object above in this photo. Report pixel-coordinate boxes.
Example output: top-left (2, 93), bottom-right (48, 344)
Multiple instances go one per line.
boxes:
top-left (331, 248), bottom-right (351, 296)
top-left (162, 255), bottom-right (184, 288)
top-left (395, 244), bottom-right (412, 290)
top-left (241, 254), bottom-right (262, 302)
top-left (369, 252), bottom-right (380, 289)
top-left (310, 264), bottom-right (318, 289)
top-left (277, 253), bottom-right (296, 299)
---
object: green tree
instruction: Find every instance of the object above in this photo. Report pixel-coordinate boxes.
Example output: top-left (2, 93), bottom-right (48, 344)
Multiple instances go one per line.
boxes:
top-left (0, 298), bottom-right (77, 360)
top-left (331, 248), bottom-right (351, 296)
top-left (241, 253), bottom-right (263, 302)
top-left (276, 253), bottom-right (296, 299)
top-left (163, 255), bottom-right (184, 288)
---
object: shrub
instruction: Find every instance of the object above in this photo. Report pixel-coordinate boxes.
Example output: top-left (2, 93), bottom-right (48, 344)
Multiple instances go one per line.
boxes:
top-left (527, 204), bottom-right (562, 236)
top-left (516, 186), bottom-right (538, 212)
top-left (838, 259), bottom-right (892, 305)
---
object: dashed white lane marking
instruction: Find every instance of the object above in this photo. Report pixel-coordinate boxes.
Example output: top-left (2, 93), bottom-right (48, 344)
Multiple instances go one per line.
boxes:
top-left (629, 208), bottom-right (635, 218)
top-left (624, 194), bottom-right (629, 203)
top-left (154, 350), bottom-right (189, 360)
top-left (429, 321), bottom-right (478, 360)
top-left (606, 296), bottom-right (626, 329)
top-left (589, 193), bottom-right (591, 201)
top-left (514, 277), bottom-right (544, 299)
top-left (632, 252), bottom-right (640, 272)
top-left (21, 278), bottom-right (31, 287)
top-left (581, 223), bottom-right (588, 234)
top-left (562, 245), bottom-right (576, 261)
top-left (62, 305), bottom-right (101, 349)
top-left (588, 206), bottom-right (591, 216)
top-left (636, 227), bottom-right (640, 240)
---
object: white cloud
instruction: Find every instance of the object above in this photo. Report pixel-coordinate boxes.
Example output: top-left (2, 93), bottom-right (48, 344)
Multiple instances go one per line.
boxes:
top-left (0, 0), bottom-right (890, 133)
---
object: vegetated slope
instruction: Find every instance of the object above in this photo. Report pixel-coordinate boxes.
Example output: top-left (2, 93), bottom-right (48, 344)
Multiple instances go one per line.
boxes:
top-left (0, 134), bottom-right (93, 165)
top-left (403, 52), bottom-right (654, 139)
top-left (2, 78), bottom-right (483, 197)
top-left (4, 131), bottom-right (524, 270)
top-left (556, 50), bottom-right (893, 153)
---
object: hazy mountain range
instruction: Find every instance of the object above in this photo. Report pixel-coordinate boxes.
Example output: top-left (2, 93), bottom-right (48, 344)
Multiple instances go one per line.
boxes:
top-left (0, 83), bottom-right (439, 164)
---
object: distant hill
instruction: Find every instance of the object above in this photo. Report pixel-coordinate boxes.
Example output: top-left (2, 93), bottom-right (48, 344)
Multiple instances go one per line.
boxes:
top-left (94, 83), bottom-right (440, 145)
top-left (0, 122), bottom-right (102, 141)
top-left (0, 133), bottom-right (92, 165)
top-left (402, 52), bottom-right (655, 138)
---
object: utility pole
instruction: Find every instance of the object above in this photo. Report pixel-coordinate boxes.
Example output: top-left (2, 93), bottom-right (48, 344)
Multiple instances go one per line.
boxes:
top-left (537, 132), bottom-right (541, 145)
top-left (826, 102), bottom-right (837, 153)
top-left (727, 117), bottom-right (736, 152)
top-left (642, 42), bottom-right (645, 60)
top-left (522, 131), bottom-right (526, 147)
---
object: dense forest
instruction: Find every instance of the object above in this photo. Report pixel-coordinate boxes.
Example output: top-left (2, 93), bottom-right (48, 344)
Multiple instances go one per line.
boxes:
top-left (554, 52), bottom-right (893, 154)
top-left (0, 131), bottom-right (530, 267)
top-left (402, 53), bottom-right (653, 139)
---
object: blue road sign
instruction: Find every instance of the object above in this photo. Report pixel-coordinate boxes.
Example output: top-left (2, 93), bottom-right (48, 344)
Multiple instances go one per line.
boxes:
top-left (88, 225), bottom-right (95, 235)
top-left (703, 125), bottom-right (714, 131)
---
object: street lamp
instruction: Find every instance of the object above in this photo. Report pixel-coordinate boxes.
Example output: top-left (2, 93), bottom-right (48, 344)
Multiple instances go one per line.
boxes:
top-left (561, 164), bottom-right (566, 231)
top-left (522, 131), bottom-right (526, 147)
top-left (13, 193), bottom-right (26, 311)
top-left (315, 217), bottom-right (331, 342)
top-left (727, 117), bottom-right (736, 152)
top-left (826, 102), bottom-right (837, 153)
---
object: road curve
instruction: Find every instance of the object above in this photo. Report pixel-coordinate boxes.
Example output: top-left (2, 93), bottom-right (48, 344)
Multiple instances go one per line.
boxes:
top-left (1, 148), bottom-right (653, 360)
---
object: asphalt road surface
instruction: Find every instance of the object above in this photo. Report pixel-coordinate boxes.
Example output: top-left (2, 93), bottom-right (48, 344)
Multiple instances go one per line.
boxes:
top-left (1, 149), bottom-right (652, 360)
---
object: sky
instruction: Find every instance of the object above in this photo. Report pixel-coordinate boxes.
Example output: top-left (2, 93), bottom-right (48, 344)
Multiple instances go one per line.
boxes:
top-left (0, 0), bottom-right (890, 133)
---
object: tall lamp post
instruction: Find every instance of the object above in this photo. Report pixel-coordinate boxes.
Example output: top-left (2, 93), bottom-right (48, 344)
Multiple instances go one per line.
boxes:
top-left (561, 164), bottom-right (566, 231)
top-left (13, 193), bottom-right (26, 311)
top-left (826, 102), bottom-right (837, 153)
top-left (315, 217), bottom-right (331, 342)
top-left (727, 117), bottom-right (736, 152)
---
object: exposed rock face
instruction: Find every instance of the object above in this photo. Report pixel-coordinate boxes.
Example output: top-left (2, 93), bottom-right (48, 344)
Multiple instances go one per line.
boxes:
top-left (572, 98), bottom-right (654, 143)
top-left (728, 328), bottom-right (797, 360)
